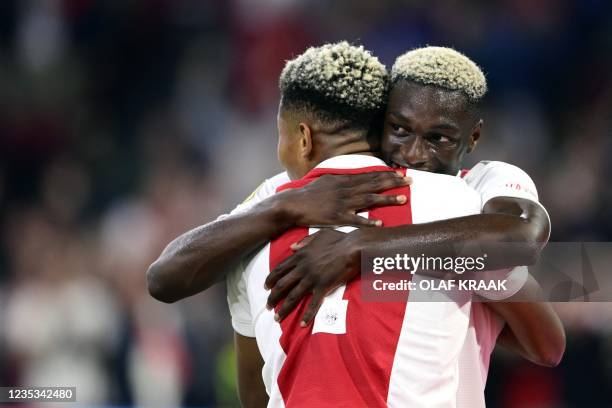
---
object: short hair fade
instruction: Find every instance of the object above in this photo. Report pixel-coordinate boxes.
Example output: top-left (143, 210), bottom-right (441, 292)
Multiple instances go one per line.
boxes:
top-left (279, 41), bottom-right (388, 129)
top-left (391, 46), bottom-right (487, 102)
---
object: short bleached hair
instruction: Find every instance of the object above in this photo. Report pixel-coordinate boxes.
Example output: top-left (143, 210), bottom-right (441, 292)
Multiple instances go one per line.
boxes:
top-left (391, 46), bottom-right (487, 102)
top-left (279, 41), bottom-right (388, 128)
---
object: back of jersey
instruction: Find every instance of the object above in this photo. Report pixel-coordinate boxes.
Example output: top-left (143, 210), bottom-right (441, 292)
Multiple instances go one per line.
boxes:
top-left (233, 156), bottom-right (481, 408)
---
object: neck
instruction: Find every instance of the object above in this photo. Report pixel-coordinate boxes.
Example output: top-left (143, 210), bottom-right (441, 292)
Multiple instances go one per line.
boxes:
top-left (313, 136), bottom-right (378, 165)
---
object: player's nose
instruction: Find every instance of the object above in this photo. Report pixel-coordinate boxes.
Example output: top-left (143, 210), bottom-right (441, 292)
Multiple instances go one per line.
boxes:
top-left (400, 137), bottom-right (429, 168)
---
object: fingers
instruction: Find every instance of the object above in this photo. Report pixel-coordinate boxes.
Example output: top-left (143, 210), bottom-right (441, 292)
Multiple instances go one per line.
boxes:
top-left (274, 280), bottom-right (312, 322)
top-left (300, 290), bottom-right (326, 327)
top-left (290, 234), bottom-right (316, 251)
top-left (265, 255), bottom-right (297, 290)
top-left (337, 214), bottom-right (383, 228)
top-left (348, 193), bottom-right (407, 211)
top-left (347, 172), bottom-right (412, 194)
top-left (267, 271), bottom-right (301, 309)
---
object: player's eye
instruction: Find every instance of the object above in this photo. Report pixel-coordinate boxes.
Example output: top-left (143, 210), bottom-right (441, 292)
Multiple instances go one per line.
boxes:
top-left (428, 133), bottom-right (452, 144)
top-left (389, 123), bottom-right (408, 133)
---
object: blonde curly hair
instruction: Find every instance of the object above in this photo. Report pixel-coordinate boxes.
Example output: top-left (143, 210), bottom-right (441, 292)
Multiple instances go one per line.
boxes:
top-left (391, 46), bottom-right (487, 102)
top-left (279, 41), bottom-right (388, 127)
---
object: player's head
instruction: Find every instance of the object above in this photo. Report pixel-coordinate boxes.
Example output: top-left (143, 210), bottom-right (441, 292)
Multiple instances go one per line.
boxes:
top-left (382, 46), bottom-right (487, 175)
top-left (278, 41), bottom-right (388, 179)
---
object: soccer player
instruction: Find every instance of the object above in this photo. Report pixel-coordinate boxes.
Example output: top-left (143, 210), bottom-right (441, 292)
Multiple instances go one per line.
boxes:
top-left (147, 46), bottom-right (564, 406)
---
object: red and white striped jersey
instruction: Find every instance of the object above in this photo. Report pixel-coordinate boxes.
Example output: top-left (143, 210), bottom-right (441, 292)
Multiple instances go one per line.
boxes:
top-left (228, 155), bottom-right (482, 407)
top-left (227, 158), bottom-right (544, 407)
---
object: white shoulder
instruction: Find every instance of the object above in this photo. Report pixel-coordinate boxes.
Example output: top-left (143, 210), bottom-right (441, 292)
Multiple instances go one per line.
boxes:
top-left (464, 161), bottom-right (539, 204)
top-left (245, 171), bottom-right (291, 203)
top-left (219, 172), bottom-right (290, 220)
top-left (259, 172), bottom-right (291, 198)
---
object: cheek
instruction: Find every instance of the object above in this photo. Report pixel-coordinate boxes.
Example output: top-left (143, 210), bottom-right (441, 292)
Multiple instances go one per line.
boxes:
top-left (381, 134), bottom-right (398, 157)
top-left (434, 149), bottom-right (453, 162)
top-left (277, 137), bottom-right (291, 169)
top-left (435, 150), bottom-right (464, 174)
top-left (278, 135), bottom-right (302, 173)
top-left (277, 137), bottom-right (285, 163)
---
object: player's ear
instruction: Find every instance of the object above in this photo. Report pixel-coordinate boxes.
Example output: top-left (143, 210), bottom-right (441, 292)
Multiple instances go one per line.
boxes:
top-left (467, 119), bottom-right (482, 153)
top-left (298, 122), bottom-right (314, 158)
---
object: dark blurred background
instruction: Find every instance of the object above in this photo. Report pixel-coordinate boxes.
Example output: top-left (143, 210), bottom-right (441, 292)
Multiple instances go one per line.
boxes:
top-left (0, 0), bottom-right (611, 407)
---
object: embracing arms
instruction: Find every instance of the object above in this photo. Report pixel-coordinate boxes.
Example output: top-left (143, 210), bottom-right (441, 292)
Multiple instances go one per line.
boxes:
top-left (148, 167), bottom-right (564, 367)
top-left (147, 199), bottom-right (290, 303)
top-left (264, 194), bottom-right (564, 367)
top-left (265, 195), bottom-right (550, 322)
top-left (147, 172), bottom-right (410, 303)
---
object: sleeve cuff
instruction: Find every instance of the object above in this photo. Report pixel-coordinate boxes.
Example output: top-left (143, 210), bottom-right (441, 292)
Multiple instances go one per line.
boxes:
top-left (480, 186), bottom-right (538, 209)
top-left (232, 317), bottom-right (256, 338)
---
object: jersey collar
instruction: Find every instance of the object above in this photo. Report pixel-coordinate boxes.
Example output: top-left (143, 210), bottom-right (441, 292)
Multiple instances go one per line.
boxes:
top-left (314, 154), bottom-right (387, 170)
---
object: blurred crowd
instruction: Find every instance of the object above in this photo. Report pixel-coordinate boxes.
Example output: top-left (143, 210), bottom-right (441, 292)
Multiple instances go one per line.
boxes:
top-left (0, 0), bottom-right (611, 407)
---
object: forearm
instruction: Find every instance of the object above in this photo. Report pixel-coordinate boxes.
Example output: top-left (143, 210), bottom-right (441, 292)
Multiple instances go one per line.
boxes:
top-left (482, 273), bottom-right (564, 367)
top-left (355, 212), bottom-right (543, 270)
top-left (147, 171), bottom-right (411, 303)
top-left (492, 301), bottom-right (565, 367)
top-left (235, 332), bottom-right (268, 408)
top-left (147, 197), bottom-right (292, 303)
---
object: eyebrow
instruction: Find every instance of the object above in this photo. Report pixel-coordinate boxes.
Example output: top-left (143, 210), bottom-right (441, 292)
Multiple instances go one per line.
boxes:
top-left (388, 111), bottom-right (408, 120)
top-left (430, 123), bottom-right (460, 132)
top-left (388, 112), bottom-right (460, 132)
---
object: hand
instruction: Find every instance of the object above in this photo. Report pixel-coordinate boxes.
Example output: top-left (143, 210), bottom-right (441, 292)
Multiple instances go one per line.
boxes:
top-left (276, 171), bottom-right (410, 228)
top-left (265, 229), bottom-right (364, 326)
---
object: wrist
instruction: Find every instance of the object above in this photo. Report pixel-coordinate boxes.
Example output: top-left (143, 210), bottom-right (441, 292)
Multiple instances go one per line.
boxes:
top-left (257, 192), bottom-right (297, 236)
top-left (345, 228), bottom-right (376, 262)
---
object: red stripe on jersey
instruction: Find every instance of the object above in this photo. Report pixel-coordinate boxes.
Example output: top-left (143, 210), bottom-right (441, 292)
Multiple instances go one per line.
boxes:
top-left (271, 167), bottom-right (412, 407)
top-left (304, 165), bottom-right (394, 180)
top-left (460, 168), bottom-right (469, 178)
top-left (274, 166), bottom-right (394, 193)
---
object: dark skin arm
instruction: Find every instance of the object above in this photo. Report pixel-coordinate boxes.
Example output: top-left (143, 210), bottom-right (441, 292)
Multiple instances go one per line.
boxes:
top-left (234, 332), bottom-right (268, 408)
top-left (487, 274), bottom-right (565, 367)
top-left (266, 196), bottom-right (550, 322)
top-left (147, 172), bottom-right (410, 303)
top-left (150, 169), bottom-right (563, 368)
top-left (265, 196), bottom-right (565, 367)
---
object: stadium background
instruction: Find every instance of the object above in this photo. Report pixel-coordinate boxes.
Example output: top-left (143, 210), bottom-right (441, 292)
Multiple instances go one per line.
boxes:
top-left (0, 0), bottom-right (611, 406)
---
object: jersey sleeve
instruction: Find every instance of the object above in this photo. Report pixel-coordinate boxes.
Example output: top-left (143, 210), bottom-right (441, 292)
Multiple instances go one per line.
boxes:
top-left (464, 161), bottom-right (541, 206)
top-left (226, 260), bottom-right (255, 337)
top-left (223, 173), bottom-right (289, 336)
top-left (216, 172), bottom-right (290, 221)
top-left (465, 161), bottom-right (550, 240)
